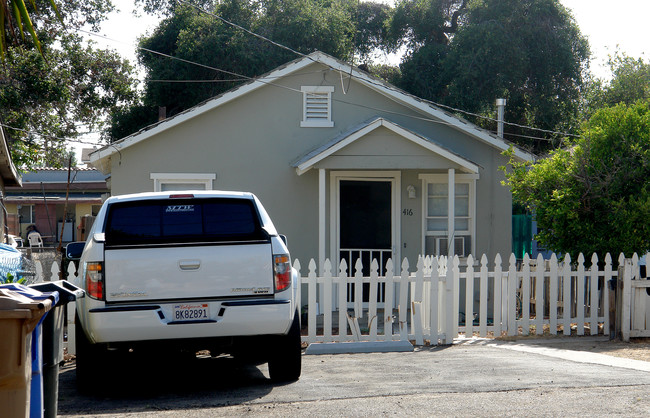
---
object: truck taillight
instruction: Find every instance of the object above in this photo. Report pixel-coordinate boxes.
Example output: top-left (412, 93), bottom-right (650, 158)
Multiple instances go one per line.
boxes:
top-left (274, 255), bottom-right (291, 292)
top-left (85, 262), bottom-right (104, 300)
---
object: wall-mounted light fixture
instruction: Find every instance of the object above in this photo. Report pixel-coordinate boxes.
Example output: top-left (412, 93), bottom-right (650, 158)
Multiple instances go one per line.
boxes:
top-left (407, 185), bottom-right (416, 199)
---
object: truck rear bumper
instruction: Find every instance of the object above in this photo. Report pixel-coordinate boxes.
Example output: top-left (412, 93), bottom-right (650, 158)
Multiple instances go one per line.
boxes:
top-left (84, 299), bottom-right (294, 343)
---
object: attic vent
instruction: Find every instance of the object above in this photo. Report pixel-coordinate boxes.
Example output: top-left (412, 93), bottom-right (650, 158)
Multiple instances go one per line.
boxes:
top-left (301, 86), bottom-right (334, 128)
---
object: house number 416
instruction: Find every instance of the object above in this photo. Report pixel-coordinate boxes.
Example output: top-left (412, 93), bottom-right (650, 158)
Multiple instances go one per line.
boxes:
top-left (402, 209), bottom-right (413, 216)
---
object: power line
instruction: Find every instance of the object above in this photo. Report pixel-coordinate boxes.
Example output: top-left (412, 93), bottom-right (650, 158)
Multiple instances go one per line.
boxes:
top-left (180, 1), bottom-right (580, 140)
top-left (0, 123), bottom-right (105, 146)
top-left (76, 11), bottom-right (576, 145)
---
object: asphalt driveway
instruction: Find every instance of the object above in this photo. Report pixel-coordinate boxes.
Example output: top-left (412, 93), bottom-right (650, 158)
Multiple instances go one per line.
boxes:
top-left (57, 337), bottom-right (650, 416)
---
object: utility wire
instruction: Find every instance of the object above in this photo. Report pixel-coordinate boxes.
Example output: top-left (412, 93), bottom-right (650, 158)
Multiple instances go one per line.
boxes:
top-left (0, 123), bottom-right (105, 146)
top-left (76, 12), bottom-right (576, 144)
top-left (180, 1), bottom-right (580, 140)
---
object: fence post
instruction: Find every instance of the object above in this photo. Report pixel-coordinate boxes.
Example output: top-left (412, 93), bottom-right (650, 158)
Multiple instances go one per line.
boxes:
top-left (430, 256), bottom-right (439, 344)
top-left (549, 254), bottom-right (559, 335)
top-left (507, 254), bottom-right (517, 336)
top-left (621, 256), bottom-right (632, 342)
top-left (398, 258), bottom-right (409, 341)
top-left (521, 253), bottom-right (531, 336)
top-left (323, 259), bottom-right (333, 343)
top-left (465, 254), bottom-right (475, 338)
top-left (338, 259), bottom-right (348, 341)
top-left (534, 253), bottom-right (544, 335)
top-left (49, 260), bottom-right (61, 282)
top-left (307, 259), bottom-right (317, 343)
top-left (576, 253), bottom-right (586, 336)
top-left (479, 254), bottom-right (488, 338)
top-left (384, 259), bottom-right (395, 341)
top-left (493, 254), bottom-right (503, 337)
top-left (562, 254), bottom-right (572, 335)
top-left (604, 253), bottom-right (613, 336)
top-left (589, 253), bottom-right (599, 335)
top-left (369, 259), bottom-right (379, 341)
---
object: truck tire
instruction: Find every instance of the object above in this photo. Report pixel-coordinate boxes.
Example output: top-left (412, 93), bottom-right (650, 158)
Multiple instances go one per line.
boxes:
top-left (75, 314), bottom-right (99, 392)
top-left (268, 312), bottom-right (302, 383)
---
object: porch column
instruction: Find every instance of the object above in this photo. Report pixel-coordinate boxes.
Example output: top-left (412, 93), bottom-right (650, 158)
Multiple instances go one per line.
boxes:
top-left (319, 168), bottom-right (326, 275)
top-left (447, 168), bottom-right (455, 255)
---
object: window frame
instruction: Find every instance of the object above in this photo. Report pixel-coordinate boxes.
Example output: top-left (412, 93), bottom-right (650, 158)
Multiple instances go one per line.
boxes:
top-left (300, 86), bottom-right (334, 128)
top-left (19, 204), bottom-right (36, 224)
top-left (150, 173), bottom-right (216, 192)
top-left (419, 173), bottom-right (477, 257)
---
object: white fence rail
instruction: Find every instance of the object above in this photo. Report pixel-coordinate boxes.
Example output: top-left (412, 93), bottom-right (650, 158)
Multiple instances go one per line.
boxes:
top-left (297, 252), bottom-right (647, 345)
top-left (18, 251), bottom-right (650, 353)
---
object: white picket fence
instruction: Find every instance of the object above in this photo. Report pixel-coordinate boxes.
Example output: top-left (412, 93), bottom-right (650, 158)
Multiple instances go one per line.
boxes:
top-left (621, 254), bottom-right (650, 341)
top-left (31, 259), bottom-right (80, 354)
top-left (25, 251), bottom-right (650, 353)
top-left (297, 252), bottom-right (650, 345)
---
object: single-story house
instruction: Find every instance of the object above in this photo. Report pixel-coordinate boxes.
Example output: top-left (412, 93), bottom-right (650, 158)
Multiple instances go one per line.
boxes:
top-left (4, 167), bottom-right (109, 244)
top-left (89, 51), bottom-right (533, 271)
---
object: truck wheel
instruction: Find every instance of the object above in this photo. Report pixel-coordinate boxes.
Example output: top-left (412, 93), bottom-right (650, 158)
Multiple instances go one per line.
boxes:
top-left (268, 312), bottom-right (302, 383)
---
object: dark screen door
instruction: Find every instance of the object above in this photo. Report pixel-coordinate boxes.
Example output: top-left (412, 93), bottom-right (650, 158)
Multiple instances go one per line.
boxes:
top-left (339, 180), bottom-right (392, 279)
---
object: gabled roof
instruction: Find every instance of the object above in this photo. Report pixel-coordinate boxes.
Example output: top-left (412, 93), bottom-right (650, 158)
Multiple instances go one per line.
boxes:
top-left (292, 117), bottom-right (480, 175)
top-left (90, 51), bottom-right (534, 173)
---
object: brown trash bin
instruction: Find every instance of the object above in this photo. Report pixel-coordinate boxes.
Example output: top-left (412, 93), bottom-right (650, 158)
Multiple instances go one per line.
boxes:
top-left (0, 288), bottom-right (52, 418)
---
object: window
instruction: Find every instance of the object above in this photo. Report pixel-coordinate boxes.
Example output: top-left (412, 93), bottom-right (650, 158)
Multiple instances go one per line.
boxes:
top-left (105, 198), bottom-right (267, 246)
top-left (19, 205), bottom-right (35, 224)
top-left (150, 173), bottom-right (215, 192)
top-left (420, 175), bottom-right (476, 257)
top-left (301, 86), bottom-right (334, 127)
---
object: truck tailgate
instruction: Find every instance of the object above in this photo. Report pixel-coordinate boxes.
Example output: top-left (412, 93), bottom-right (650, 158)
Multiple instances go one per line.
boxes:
top-left (104, 243), bottom-right (274, 302)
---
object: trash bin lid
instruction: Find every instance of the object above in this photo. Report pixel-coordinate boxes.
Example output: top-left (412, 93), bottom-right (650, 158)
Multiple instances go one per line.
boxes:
top-left (30, 280), bottom-right (84, 304)
top-left (0, 287), bottom-right (53, 332)
top-left (2, 283), bottom-right (59, 306)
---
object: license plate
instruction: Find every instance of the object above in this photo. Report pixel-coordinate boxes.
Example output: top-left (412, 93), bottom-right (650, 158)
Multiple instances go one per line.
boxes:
top-left (172, 303), bottom-right (210, 321)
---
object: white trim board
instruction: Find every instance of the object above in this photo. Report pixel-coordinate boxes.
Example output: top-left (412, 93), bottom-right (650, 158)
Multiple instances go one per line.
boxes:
top-left (295, 117), bottom-right (480, 175)
top-left (329, 171), bottom-right (402, 272)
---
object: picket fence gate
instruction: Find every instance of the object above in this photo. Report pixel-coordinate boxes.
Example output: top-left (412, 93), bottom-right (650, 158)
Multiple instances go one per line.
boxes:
top-left (25, 251), bottom-right (650, 353)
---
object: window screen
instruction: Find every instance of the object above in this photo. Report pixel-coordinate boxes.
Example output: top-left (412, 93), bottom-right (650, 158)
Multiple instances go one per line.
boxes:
top-left (105, 198), bottom-right (267, 246)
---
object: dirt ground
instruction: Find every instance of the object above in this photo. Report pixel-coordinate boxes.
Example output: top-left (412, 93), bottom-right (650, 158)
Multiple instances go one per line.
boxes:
top-left (493, 335), bottom-right (650, 362)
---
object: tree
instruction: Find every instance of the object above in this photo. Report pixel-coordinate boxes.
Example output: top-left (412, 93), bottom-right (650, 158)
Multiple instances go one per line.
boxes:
top-left (580, 53), bottom-right (650, 124)
top-left (604, 54), bottom-right (650, 106)
top-left (502, 101), bottom-right (650, 258)
top-left (111, 0), bottom-right (370, 140)
top-left (0, 1), bottom-right (139, 168)
top-left (0, 0), bottom-right (61, 58)
top-left (389, 0), bottom-right (589, 152)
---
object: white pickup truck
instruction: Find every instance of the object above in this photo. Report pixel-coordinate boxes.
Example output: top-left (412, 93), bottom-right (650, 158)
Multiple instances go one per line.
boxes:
top-left (73, 191), bottom-right (301, 385)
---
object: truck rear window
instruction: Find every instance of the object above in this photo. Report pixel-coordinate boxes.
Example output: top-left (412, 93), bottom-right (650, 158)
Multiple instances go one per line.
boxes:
top-left (104, 198), bottom-right (268, 246)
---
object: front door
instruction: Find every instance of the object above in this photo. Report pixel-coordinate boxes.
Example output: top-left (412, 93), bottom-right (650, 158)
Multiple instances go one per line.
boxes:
top-left (339, 180), bottom-right (393, 277)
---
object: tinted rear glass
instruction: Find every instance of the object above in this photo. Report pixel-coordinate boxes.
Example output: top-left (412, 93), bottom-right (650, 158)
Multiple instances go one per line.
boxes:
top-left (105, 198), bottom-right (268, 246)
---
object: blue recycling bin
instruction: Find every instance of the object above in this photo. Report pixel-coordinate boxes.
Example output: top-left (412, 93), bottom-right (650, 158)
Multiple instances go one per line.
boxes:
top-left (0, 285), bottom-right (53, 418)
top-left (2, 284), bottom-right (59, 418)
top-left (29, 281), bottom-right (84, 418)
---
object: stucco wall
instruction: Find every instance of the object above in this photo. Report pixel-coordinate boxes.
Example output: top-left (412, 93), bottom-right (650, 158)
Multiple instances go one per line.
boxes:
top-left (108, 61), bottom-right (513, 265)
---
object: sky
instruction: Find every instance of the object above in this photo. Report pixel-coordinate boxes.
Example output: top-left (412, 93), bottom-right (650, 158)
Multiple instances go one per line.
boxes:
top-left (74, 0), bottom-right (650, 159)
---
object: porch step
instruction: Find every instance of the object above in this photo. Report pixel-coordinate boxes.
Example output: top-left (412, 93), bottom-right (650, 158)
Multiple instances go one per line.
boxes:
top-left (305, 340), bottom-right (414, 355)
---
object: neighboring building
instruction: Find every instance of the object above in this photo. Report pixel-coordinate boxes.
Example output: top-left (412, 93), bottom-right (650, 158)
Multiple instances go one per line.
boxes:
top-left (89, 51), bottom-right (534, 269)
top-left (4, 167), bottom-right (108, 245)
top-left (0, 128), bottom-right (22, 244)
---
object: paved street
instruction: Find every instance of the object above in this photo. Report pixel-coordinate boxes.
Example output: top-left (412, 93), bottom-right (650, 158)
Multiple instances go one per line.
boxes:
top-left (58, 338), bottom-right (650, 417)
